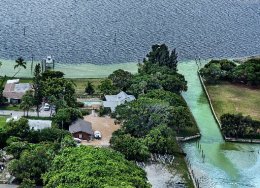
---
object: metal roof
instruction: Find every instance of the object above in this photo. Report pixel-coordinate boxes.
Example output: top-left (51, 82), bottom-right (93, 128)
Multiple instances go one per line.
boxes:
top-left (69, 119), bottom-right (93, 135)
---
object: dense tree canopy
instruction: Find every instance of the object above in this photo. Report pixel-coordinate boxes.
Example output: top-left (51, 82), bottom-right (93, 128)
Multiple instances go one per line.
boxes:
top-left (221, 113), bottom-right (260, 139)
top-left (110, 131), bottom-right (150, 161)
top-left (108, 69), bottom-right (133, 91)
top-left (115, 98), bottom-right (173, 137)
top-left (146, 44), bottom-right (178, 70)
top-left (43, 146), bottom-right (151, 188)
top-left (42, 77), bottom-right (77, 107)
top-left (9, 143), bottom-right (58, 185)
top-left (200, 58), bottom-right (260, 86)
top-left (141, 89), bottom-right (186, 107)
top-left (52, 107), bottom-right (83, 130)
top-left (85, 81), bottom-right (95, 95)
top-left (98, 78), bottom-right (117, 96)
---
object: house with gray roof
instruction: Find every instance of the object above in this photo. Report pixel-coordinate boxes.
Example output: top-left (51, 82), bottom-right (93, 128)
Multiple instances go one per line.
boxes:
top-left (103, 91), bottom-right (135, 112)
top-left (3, 79), bottom-right (32, 104)
top-left (69, 119), bottom-right (93, 140)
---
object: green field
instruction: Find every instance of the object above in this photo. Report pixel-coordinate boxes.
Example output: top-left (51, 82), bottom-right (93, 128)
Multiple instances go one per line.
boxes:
top-left (0, 59), bottom-right (138, 78)
top-left (69, 78), bottom-right (104, 95)
top-left (0, 116), bottom-right (7, 129)
top-left (206, 82), bottom-right (260, 121)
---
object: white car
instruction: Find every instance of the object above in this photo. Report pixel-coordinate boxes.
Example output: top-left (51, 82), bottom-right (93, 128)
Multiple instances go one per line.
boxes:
top-left (43, 103), bottom-right (50, 111)
top-left (94, 131), bottom-right (102, 139)
top-left (73, 138), bottom-right (82, 143)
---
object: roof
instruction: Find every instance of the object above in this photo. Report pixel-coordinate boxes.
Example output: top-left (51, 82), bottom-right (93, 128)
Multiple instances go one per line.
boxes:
top-left (105, 91), bottom-right (135, 103)
top-left (28, 120), bottom-right (52, 130)
top-left (7, 79), bottom-right (19, 84)
top-left (3, 80), bottom-right (32, 99)
top-left (69, 119), bottom-right (93, 135)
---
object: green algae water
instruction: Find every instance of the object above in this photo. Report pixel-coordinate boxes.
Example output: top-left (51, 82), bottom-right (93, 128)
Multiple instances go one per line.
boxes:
top-left (178, 61), bottom-right (260, 188)
top-left (0, 59), bottom-right (138, 78)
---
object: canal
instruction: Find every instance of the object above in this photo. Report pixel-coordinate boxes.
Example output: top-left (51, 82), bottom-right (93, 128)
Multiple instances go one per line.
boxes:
top-left (179, 61), bottom-right (260, 188)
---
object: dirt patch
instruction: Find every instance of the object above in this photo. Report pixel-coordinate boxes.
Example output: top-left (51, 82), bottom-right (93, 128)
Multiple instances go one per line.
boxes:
top-left (82, 113), bottom-right (120, 146)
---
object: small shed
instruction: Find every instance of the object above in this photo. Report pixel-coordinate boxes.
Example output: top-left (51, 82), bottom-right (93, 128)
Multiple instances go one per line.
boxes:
top-left (69, 119), bottom-right (93, 140)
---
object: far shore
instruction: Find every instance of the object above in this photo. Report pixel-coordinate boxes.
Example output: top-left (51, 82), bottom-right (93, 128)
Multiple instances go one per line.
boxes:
top-left (0, 54), bottom-right (259, 78)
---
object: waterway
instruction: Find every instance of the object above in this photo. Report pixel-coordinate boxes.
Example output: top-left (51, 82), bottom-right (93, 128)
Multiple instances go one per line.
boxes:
top-left (178, 61), bottom-right (260, 188)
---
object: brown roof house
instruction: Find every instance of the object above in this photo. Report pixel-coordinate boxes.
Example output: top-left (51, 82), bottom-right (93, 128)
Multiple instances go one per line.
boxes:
top-left (3, 79), bottom-right (32, 104)
top-left (69, 119), bottom-right (93, 141)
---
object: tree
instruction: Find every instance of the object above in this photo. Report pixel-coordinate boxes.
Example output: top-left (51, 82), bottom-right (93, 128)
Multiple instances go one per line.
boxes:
top-left (9, 143), bottom-right (57, 185)
top-left (141, 89), bottom-right (186, 107)
top-left (110, 132), bottom-right (150, 161)
top-left (146, 44), bottom-right (178, 71)
top-left (85, 81), bottom-right (95, 95)
top-left (6, 140), bottom-right (30, 159)
top-left (98, 79), bottom-right (117, 96)
top-left (20, 90), bottom-right (34, 117)
top-left (160, 73), bottom-right (187, 93)
top-left (13, 57), bottom-right (27, 78)
top-left (52, 107), bottom-right (83, 130)
top-left (145, 125), bottom-right (177, 154)
top-left (33, 63), bottom-right (43, 117)
top-left (42, 70), bottom-right (64, 80)
top-left (48, 95), bottom-right (57, 116)
top-left (43, 146), bottom-right (151, 188)
top-left (115, 98), bottom-right (173, 137)
top-left (42, 78), bottom-right (76, 107)
top-left (108, 69), bottom-right (133, 91)
top-left (171, 106), bottom-right (194, 133)
top-left (4, 118), bottom-right (31, 140)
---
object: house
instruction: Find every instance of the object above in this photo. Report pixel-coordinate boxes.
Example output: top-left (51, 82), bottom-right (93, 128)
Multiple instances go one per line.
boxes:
top-left (3, 79), bottom-right (32, 104)
top-left (103, 91), bottom-right (135, 112)
top-left (69, 119), bottom-right (93, 140)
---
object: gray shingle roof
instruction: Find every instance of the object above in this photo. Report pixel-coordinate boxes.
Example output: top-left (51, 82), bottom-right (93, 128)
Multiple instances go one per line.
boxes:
top-left (69, 119), bottom-right (93, 135)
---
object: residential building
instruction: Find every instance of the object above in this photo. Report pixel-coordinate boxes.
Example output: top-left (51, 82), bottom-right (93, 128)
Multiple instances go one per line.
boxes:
top-left (69, 119), bottom-right (93, 140)
top-left (3, 79), bottom-right (32, 104)
top-left (103, 91), bottom-right (135, 112)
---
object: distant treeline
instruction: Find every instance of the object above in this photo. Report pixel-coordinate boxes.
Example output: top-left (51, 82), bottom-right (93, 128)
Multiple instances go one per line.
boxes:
top-left (200, 58), bottom-right (260, 86)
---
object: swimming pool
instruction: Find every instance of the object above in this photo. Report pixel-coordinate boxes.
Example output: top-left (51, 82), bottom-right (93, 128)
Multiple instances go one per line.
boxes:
top-left (83, 100), bottom-right (103, 107)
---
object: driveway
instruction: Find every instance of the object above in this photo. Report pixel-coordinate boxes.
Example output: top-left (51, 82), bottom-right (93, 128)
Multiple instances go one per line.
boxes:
top-left (82, 112), bottom-right (120, 146)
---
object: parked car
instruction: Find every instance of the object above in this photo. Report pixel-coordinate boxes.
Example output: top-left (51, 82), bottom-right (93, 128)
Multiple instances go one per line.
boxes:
top-left (94, 131), bottom-right (102, 139)
top-left (73, 138), bottom-right (82, 143)
top-left (43, 103), bottom-right (50, 111)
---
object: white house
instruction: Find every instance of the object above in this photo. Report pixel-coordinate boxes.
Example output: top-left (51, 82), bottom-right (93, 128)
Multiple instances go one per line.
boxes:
top-left (103, 91), bottom-right (135, 112)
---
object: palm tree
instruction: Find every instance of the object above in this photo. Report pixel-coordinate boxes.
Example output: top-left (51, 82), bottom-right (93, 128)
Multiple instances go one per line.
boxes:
top-left (12, 57), bottom-right (27, 78)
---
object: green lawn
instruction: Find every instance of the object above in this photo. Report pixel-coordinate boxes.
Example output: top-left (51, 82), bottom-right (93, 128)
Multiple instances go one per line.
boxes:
top-left (68, 78), bottom-right (104, 96)
top-left (0, 105), bottom-right (20, 111)
top-left (0, 116), bottom-right (7, 129)
top-left (206, 82), bottom-right (260, 121)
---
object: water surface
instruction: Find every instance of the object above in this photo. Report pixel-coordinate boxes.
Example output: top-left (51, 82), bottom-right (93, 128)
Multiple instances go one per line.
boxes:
top-left (179, 61), bottom-right (260, 188)
top-left (0, 0), bottom-right (260, 64)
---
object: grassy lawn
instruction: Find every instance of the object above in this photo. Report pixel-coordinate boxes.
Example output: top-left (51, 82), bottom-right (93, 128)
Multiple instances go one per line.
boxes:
top-left (206, 82), bottom-right (260, 121)
top-left (0, 116), bottom-right (7, 129)
top-left (0, 105), bottom-right (21, 111)
top-left (69, 78), bottom-right (104, 95)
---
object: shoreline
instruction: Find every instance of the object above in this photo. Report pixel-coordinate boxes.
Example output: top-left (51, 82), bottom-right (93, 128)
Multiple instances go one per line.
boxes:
top-left (1, 54), bottom-right (260, 78)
